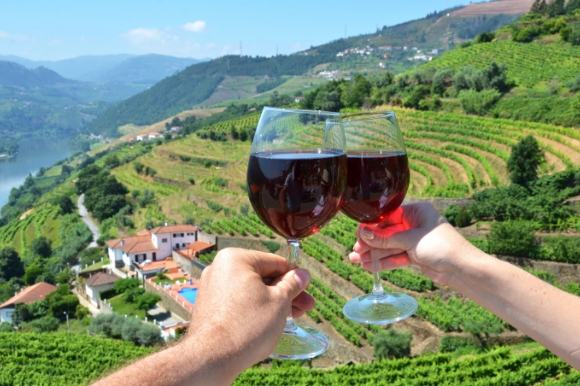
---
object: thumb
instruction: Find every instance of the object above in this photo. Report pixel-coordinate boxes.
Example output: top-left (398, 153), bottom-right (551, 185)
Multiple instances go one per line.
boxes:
top-left (360, 224), bottom-right (424, 252)
top-left (271, 268), bottom-right (310, 300)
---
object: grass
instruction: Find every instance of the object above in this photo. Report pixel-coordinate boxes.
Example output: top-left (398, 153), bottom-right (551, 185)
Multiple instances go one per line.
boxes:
top-left (152, 276), bottom-right (182, 285)
top-left (81, 259), bottom-right (110, 273)
top-left (57, 319), bottom-right (90, 335)
top-left (108, 294), bottom-right (146, 319)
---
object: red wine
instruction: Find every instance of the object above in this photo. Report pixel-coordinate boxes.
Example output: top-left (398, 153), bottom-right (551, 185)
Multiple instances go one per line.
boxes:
top-left (341, 151), bottom-right (409, 224)
top-left (247, 150), bottom-right (347, 239)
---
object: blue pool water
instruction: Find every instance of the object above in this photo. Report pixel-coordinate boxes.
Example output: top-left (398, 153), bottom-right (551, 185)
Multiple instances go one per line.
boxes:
top-left (179, 288), bottom-right (198, 304)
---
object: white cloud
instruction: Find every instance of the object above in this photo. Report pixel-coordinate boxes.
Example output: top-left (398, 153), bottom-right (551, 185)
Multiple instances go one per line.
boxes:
top-left (0, 30), bottom-right (28, 41)
top-left (183, 21), bottom-right (206, 33)
top-left (48, 39), bottom-right (63, 46)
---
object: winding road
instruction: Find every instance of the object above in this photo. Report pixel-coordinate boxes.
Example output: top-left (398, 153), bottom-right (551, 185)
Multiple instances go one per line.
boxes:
top-left (78, 193), bottom-right (100, 248)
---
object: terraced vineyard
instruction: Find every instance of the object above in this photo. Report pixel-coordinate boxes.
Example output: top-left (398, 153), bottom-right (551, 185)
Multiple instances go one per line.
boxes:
top-left (421, 40), bottom-right (580, 87)
top-left (0, 204), bottom-right (61, 255)
top-left (235, 346), bottom-right (578, 385)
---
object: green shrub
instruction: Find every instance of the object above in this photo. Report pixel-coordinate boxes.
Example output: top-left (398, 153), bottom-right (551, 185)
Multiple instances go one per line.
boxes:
top-left (459, 89), bottom-right (501, 115)
top-left (261, 240), bottom-right (281, 253)
top-left (439, 335), bottom-right (477, 353)
top-left (487, 220), bottom-right (538, 257)
top-left (372, 329), bottom-right (413, 359)
top-left (570, 29), bottom-right (580, 46)
top-left (443, 205), bottom-right (471, 227)
top-left (30, 316), bottom-right (59, 332)
top-left (512, 27), bottom-right (540, 43)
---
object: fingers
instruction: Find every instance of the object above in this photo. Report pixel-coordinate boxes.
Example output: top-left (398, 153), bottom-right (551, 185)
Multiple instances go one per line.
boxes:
top-left (216, 248), bottom-right (289, 278)
top-left (291, 291), bottom-right (315, 318)
top-left (361, 252), bottom-right (411, 271)
top-left (270, 268), bottom-right (311, 301)
top-left (349, 247), bottom-right (407, 264)
top-left (359, 226), bottom-right (425, 251)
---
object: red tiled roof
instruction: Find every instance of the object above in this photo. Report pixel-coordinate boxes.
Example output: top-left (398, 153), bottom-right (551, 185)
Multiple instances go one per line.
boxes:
top-left (85, 272), bottom-right (119, 287)
top-left (137, 258), bottom-right (179, 272)
top-left (0, 282), bottom-right (58, 309)
top-left (149, 224), bottom-right (197, 235)
top-left (188, 241), bottom-right (215, 253)
top-left (106, 235), bottom-right (158, 254)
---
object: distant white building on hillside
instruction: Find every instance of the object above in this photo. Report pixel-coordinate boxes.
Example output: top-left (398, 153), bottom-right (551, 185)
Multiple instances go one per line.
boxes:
top-left (106, 224), bottom-right (197, 271)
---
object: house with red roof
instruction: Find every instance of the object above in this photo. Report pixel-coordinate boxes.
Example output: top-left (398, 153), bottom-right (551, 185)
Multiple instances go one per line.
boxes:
top-left (85, 272), bottom-right (119, 306)
top-left (106, 224), bottom-right (197, 272)
top-left (0, 282), bottom-right (58, 325)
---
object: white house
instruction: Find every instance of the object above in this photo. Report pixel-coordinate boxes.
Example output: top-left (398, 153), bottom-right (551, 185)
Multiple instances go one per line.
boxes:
top-left (160, 321), bottom-right (190, 341)
top-left (136, 134), bottom-right (147, 141)
top-left (148, 132), bottom-right (161, 140)
top-left (107, 224), bottom-right (197, 271)
top-left (170, 126), bottom-right (181, 134)
top-left (0, 282), bottom-right (57, 325)
top-left (85, 272), bottom-right (119, 307)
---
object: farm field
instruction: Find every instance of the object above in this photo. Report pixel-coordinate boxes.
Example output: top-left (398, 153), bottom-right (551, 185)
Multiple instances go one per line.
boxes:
top-left (421, 40), bottom-right (580, 88)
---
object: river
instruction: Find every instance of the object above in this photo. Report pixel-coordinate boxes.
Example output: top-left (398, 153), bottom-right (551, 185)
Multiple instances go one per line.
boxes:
top-left (0, 142), bottom-right (72, 211)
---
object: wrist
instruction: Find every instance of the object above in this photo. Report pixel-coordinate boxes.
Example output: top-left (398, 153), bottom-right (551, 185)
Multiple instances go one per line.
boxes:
top-left (177, 333), bottom-right (244, 386)
top-left (445, 242), bottom-right (496, 292)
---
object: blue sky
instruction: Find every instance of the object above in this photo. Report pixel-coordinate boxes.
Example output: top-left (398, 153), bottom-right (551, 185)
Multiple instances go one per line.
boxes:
top-left (0, 0), bottom-right (468, 61)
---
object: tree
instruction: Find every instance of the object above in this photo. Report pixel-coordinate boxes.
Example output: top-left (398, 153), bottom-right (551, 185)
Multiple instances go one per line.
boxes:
top-left (372, 329), bottom-right (413, 359)
top-left (341, 74), bottom-right (372, 108)
top-left (137, 190), bottom-right (155, 208)
top-left (57, 195), bottom-right (75, 215)
top-left (114, 278), bottom-right (140, 294)
top-left (530, 0), bottom-right (543, 13)
top-left (133, 162), bottom-right (144, 175)
top-left (487, 220), bottom-right (538, 257)
top-left (135, 293), bottom-right (161, 310)
top-left (29, 236), bottom-right (52, 259)
top-left (23, 263), bottom-right (44, 285)
top-left (567, 0), bottom-right (580, 13)
top-left (92, 195), bottom-right (128, 222)
top-left (30, 316), bottom-right (59, 332)
top-left (507, 135), bottom-right (544, 186)
top-left (0, 247), bottom-right (24, 281)
top-left (123, 287), bottom-right (145, 303)
top-left (0, 322), bottom-right (13, 332)
top-left (547, 0), bottom-right (565, 16)
top-left (443, 205), bottom-right (471, 227)
top-left (137, 324), bottom-right (164, 346)
top-left (121, 317), bottom-right (142, 344)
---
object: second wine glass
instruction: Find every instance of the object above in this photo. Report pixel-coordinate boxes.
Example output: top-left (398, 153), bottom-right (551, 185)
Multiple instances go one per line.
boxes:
top-left (247, 107), bottom-right (347, 359)
top-left (341, 111), bottom-right (418, 324)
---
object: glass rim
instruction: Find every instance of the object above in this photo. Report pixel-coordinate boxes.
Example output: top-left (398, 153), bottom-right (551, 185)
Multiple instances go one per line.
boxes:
top-left (262, 106), bottom-right (341, 117)
top-left (343, 110), bottom-right (395, 123)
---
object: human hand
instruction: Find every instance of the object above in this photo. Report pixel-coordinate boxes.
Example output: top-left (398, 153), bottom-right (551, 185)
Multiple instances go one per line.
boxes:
top-left (187, 248), bottom-right (314, 376)
top-left (349, 202), bottom-right (479, 286)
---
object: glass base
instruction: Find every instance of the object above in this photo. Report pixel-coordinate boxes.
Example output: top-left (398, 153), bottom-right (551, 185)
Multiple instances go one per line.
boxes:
top-left (342, 292), bottom-right (418, 325)
top-left (270, 325), bottom-right (329, 360)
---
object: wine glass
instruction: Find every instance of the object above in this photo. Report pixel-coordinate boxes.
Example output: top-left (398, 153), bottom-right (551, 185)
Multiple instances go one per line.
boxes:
top-left (246, 107), bottom-right (347, 359)
top-left (340, 111), bottom-right (418, 324)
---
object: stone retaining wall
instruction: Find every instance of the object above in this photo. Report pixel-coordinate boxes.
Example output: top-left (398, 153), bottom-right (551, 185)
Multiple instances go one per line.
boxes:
top-left (144, 280), bottom-right (191, 321)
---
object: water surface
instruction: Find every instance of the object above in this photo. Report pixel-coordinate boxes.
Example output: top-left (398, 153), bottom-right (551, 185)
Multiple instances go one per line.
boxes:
top-left (0, 142), bottom-right (72, 211)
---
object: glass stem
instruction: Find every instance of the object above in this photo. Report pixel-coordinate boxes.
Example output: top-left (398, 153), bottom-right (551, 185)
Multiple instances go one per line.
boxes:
top-left (371, 247), bottom-right (385, 297)
top-left (285, 239), bottom-right (300, 331)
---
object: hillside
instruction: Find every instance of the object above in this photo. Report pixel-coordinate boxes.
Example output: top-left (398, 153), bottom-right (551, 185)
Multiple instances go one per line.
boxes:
top-left (451, 0), bottom-right (536, 16)
top-left (0, 61), bottom-right (116, 142)
top-left (0, 54), bottom-right (203, 83)
top-left (3, 106), bottom-right (580, 373)
top-left (85, 3), bottom-right (528, 137)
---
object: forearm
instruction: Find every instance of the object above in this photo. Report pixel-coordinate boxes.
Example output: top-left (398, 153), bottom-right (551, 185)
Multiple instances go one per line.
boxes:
top-left (448, 249), bottom-right (580, 369)
top-left (92, 338), bottom-right (240, 386)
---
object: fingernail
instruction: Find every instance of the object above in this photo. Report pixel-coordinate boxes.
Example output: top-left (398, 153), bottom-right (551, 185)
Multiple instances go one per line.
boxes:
top-left (294, 269), bottom-right (309, 289)
top-left (361, 228), bottom-right (375, 241)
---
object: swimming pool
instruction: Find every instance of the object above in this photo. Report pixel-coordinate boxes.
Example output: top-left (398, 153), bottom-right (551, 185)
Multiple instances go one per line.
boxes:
top-left (178, 288), bottom-right (198, 305)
